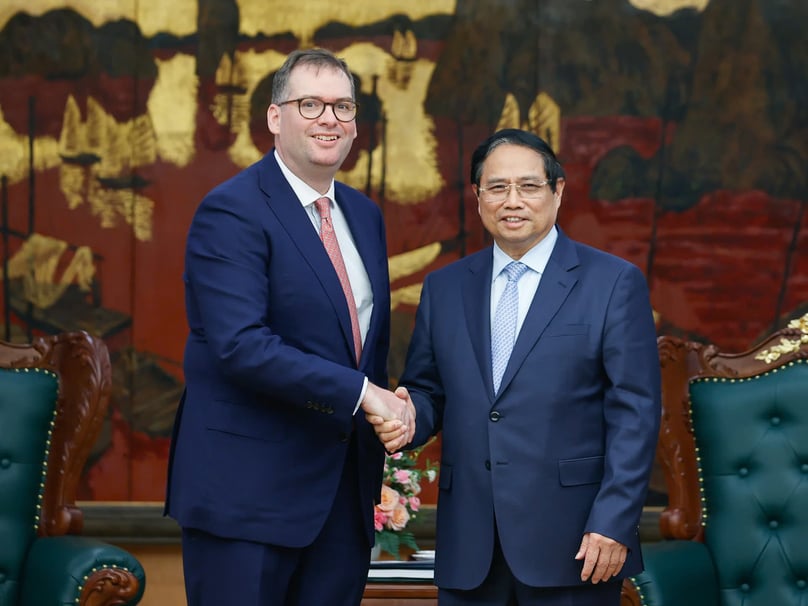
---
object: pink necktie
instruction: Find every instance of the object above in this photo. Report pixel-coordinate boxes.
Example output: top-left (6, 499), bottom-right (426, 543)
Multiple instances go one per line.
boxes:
top-left (315, 197), bottom-right (362, 364)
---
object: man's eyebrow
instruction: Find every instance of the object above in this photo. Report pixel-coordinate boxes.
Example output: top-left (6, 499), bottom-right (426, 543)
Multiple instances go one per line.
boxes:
top-left (482, 175), bottom-right (546, 183)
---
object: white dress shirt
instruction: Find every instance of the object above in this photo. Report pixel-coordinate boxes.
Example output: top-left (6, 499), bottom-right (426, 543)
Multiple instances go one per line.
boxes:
top-left (490, 226), bottom-right (558, 339)
top-left (274, 151), bottom-right (374, 344)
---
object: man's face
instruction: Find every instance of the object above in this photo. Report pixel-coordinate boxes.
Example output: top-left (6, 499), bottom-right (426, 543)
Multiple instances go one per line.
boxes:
top-left (474, 143), bottom-right (564, 260)
top-left (267, 64), bottom-right (357, 187)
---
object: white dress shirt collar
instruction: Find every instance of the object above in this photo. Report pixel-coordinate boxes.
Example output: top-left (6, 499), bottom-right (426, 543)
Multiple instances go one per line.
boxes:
top-left (491, 225), bottom-right (558, 282)
top-left (273, 149), bottom-right (336, 207)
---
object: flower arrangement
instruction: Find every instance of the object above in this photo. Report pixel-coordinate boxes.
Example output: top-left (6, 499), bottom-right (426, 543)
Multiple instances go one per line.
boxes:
top-left (374, 445), bottom-right (438, 559)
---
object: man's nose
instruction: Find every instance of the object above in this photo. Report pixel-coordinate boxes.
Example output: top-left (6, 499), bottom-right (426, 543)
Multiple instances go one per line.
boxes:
top-left (318, 104), bottom-right (339, 123)
top-left (503, 185), bottom-right (524, 205)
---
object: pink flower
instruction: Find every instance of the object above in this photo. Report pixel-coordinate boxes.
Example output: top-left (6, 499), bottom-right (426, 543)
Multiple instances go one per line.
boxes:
top-left (374, 508), bottom-right (388, 532)
top-left (408, 496), bottom-right (421, 512)
top-left (387, 504), bottom-right (410, 531)
top-left (393, 469), bottom-right (411, 484)
top-left (389, 452), bottom-right (404, 460)
top-left (378, 484), bottom-right (400, 512)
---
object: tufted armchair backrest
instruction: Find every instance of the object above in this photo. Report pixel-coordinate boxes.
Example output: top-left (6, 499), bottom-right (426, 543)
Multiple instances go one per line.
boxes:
top-left (618, 315), bottom-right (808, 606)
top-left (0, 331), bottom-right (111, 538)
top-left (0, 331), bottom-right (113, 602)
top-left (689, 362), bottom-right (808, 605)
top-left (0, 368), bottom-right (60, 604)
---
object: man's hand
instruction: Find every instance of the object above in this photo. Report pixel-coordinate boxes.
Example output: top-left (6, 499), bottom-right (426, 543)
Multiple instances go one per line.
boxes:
top-left (363, 385), bottom-right (415, 452)
top-left (574, 532), bottom-right (627, 583)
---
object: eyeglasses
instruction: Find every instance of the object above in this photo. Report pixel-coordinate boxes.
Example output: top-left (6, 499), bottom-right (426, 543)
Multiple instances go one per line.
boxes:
top-left (278, 97), bottom-right (358, 122)
top-left (477, 181), bottom-right (550, 203)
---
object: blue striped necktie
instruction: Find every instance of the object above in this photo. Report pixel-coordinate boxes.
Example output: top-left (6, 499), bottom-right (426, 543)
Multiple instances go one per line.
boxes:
top-left (491, 261), bottom-right (528, 394)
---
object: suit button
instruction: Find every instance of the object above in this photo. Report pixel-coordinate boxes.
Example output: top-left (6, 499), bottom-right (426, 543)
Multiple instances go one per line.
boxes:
top-left (489, 411), bottom-right (502, 422)
top-left (339, 432), bottom-right (349, 443)
top-left (485, 460), bottom-right (491, 470)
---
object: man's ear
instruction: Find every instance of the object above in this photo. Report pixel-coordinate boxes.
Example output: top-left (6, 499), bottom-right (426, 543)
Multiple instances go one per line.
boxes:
top-left (554, 177), bottom-right (566, 200)
top-left (267, 105), bottom-right (280, 135)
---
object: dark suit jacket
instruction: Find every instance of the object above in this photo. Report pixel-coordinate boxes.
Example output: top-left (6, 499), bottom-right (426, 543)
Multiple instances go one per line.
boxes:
top-left (401, 228), bottom-right (661, 589)
top-left (165, 151), bottom-right (390, 548)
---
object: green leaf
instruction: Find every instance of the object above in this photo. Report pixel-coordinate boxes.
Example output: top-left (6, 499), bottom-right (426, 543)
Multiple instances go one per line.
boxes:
top-left (398, 530), bottom-right (419, 552)
top-left (376, 531), bottom-right (401, 558)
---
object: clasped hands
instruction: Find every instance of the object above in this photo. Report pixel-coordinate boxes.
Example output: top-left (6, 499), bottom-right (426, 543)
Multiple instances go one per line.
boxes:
top-left (361, 384), bottom-right (415, 453)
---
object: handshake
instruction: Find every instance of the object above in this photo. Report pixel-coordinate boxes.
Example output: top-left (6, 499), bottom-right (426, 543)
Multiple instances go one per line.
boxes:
top-left (361, 383), bottom-right (415, 453)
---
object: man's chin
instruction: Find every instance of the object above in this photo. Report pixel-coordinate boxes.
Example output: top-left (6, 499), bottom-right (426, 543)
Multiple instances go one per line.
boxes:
top-left (311, 150), bottom-right (351, 171)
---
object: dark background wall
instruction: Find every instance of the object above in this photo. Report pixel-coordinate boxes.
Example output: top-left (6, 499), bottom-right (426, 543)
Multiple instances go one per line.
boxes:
top-left (0, 0), bottom-right (805, 503)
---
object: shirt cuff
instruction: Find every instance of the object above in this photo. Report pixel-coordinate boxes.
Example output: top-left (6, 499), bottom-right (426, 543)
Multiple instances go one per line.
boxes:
top-left (354, 376), bottom-right (368, 415)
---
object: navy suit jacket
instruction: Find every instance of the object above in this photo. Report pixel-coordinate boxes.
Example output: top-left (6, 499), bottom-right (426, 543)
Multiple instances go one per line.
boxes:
top-left (401, 229), bottom-right (661, 589)
top-left (165, 151), bottom-right (390, 548)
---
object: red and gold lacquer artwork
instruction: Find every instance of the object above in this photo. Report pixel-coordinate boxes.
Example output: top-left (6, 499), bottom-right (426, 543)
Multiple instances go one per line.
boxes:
top-left (0, 0), bottom-right (805, 503)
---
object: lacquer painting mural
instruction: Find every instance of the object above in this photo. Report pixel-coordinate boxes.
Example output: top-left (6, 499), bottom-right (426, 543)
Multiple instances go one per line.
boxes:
top-left (0, 0), bottom-right (805, 504)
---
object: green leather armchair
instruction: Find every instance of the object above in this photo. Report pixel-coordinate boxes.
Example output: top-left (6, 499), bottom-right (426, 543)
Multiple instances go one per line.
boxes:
top-left (621, 313), bottom-right (808, 606)
top-left (0, 331), bottom-right (145, 605)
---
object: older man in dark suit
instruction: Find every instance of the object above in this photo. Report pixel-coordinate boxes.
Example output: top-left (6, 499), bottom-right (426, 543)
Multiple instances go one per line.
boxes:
top-left (374, 129), bottom-right (660, 605)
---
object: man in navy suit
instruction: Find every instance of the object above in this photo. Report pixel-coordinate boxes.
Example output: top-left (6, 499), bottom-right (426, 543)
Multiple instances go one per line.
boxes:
top-left (165, 48), bottom-right (414, 606)
top-left (374, 129), bottom-right (661, 605)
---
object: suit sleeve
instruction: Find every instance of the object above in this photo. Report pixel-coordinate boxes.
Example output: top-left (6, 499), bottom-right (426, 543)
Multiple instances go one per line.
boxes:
top-left (398, 274), bottom-right (445, 448)
top-left (185, 188), bottom-right (366, 415)
top-left (585, 263), bottom-right (661, 547)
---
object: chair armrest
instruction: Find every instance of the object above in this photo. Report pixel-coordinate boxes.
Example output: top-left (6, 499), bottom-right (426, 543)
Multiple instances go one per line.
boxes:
top-left (19, 535), bottom-right (145, 606)
top-left (628, 540), bottom-right (719, 606)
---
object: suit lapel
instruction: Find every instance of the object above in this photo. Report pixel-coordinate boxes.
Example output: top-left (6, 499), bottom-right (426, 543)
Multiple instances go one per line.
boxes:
top-left (257, 154), bottom-right (356, 362)
top-left (495, 230), bottom-right (580, 398)
top-left (337, 186), bottom-right (381, 369)
top-left (462, 252), bottom-right (496, 403)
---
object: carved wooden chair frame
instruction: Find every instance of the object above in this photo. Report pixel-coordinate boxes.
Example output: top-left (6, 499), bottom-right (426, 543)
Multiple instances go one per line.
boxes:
top-left (0, 331), bottom-right (143, 605)
top-left (619, 313), bottom-right (808, 605)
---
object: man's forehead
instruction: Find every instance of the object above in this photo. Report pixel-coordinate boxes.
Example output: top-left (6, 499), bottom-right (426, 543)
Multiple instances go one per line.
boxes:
top-left (288, 65), bottom-right (352, 91)
top-left (290, 63), bottom-right (348, 80)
